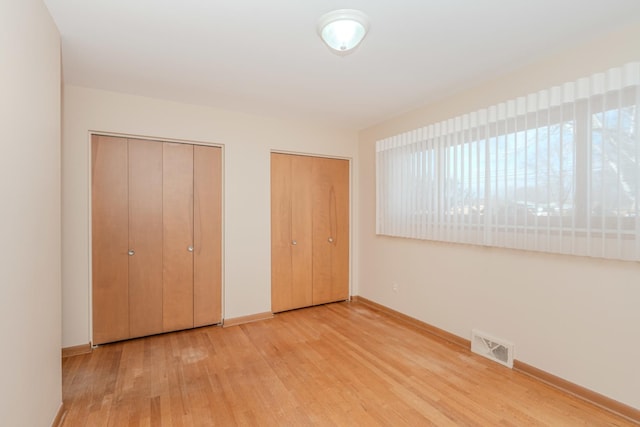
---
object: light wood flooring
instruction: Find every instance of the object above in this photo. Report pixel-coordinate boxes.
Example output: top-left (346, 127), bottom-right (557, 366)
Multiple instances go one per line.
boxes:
top-left (61, 301), bottom-right (635, 426)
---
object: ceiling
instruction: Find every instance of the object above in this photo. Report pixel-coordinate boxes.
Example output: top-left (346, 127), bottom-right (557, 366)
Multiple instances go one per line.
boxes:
top-left (43, 0), bottom-right (640, 130)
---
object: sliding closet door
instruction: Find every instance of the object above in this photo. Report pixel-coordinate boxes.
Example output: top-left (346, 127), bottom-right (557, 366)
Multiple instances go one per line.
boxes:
top-left (91, 135), bottom-right (129, 345)
top-left (162, 142), bottom-right (194, 332)
top-left (193, 145), bottom-right (222, 327)
top-left (128, 139), bottom-right (163, 337)
top-left (312, 157), bottom-right (349, 305)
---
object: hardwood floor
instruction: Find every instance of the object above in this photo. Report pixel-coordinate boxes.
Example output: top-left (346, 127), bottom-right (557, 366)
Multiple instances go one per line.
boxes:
top-left (61, 302), bottom-right (635, 426)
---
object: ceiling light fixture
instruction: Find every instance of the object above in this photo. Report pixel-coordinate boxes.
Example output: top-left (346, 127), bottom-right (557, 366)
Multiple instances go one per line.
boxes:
top-left (317, 9), bottom-right (370, 55)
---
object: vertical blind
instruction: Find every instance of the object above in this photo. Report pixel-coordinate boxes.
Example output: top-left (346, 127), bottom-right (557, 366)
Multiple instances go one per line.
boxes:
top-left (376, 62), bottom-right (640, 261)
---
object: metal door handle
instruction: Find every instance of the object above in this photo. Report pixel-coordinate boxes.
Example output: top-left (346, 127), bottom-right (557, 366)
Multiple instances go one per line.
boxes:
top-left (292, 240), bottom-right (297, 245)
top-left (328, 237), bottom-right (334, 243)
top-left (188, 246), bottom-right (194, 252)
top-left (128, 250), bottom-right (135, 256)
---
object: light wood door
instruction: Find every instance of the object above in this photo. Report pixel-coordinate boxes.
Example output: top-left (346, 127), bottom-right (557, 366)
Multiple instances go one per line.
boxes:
top-left (291, 155), bottom-right (314, 307)
top-left (162, 142), bottom-right (194, 332)
top-left (271, 153), bottom-right (314, 312)
top-left (271, 153), bottom-right (348, 312)
top-left (193, 145), bottom-right (222, 326)
top-left (128, 139), bottom-right (163, 338)
top-left (93, 137), bottom-right (223, 343)
top-left (91, 135), bottom-right (129, 345)
top-left (312, 156), bottom-right (349, 305)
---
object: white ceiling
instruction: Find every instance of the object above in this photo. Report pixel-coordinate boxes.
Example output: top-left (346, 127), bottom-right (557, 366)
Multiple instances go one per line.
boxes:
top-left (43, 0), bottom-right (640, 129)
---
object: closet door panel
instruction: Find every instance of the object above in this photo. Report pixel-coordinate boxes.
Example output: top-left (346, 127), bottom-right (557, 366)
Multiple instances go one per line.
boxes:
top-left (91, 135), bottom-right (129, 344)
top-left (290, 155), bottom-right (314, 308)
top-left (193, 145), bottom-right (222, 327)
top-left (271, 153), bottom-right (294, 312)
top-left (271, 153), bottom-right (314, 312)
top-left (312, 157), bottom-right (349, 305)
top-left (128, 139), bottom-right (163, 338)
top-left (163, 142), bottom-right (194, 332)
top-left (329, 158), bottom-right (350, 301)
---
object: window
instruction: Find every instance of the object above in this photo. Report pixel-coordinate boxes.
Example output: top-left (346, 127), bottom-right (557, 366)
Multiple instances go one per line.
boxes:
top-left (376, 62), bottom-right (640, 261)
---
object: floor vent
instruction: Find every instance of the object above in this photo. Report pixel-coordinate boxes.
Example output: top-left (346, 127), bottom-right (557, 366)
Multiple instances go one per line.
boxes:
top-left (471, 329), bottom-right (514, 368)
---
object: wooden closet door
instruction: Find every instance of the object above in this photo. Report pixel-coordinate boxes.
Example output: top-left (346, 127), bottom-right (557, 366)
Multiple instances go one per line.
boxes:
top-left (128, 139), bottom-right (163, 338)
top-left (92, 135), bottom-right (129, 345)
top-left (291, 155), bottom-right (314, 307)
top-left (193, 145), bottom-right (222, 327)
top-left (312, 157), bottom-right (349, 305)
top-left (162, 142), bottom-right (194, 332)
top-left (271, 153), bottom-right (313, 312)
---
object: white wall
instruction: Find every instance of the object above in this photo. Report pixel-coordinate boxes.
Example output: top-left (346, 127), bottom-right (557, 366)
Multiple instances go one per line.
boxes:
top-left (62, 86), bottom-right (358, 347)
top-left (0, 0), bottom-right (62, 425)
top-left (358, 22), bottom-right (640, 409)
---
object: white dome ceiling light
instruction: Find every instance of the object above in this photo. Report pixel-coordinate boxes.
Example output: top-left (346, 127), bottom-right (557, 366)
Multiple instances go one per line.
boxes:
top-left (317, 9), bottom-right (370, 55)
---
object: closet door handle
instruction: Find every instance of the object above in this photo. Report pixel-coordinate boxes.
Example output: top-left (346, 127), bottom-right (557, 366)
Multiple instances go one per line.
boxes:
top-left (328, 237), bottom-right (334, 243)
top-left (128, 250), bottom-right (135, 256)
top-left (188, 246), bottom-right (194, 252)
top-left (292, 240), bottom-right (297, 246)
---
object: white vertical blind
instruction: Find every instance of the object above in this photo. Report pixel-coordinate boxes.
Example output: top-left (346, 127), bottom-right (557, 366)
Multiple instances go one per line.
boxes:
top-left (376, 62), bottom-right (640, 261)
